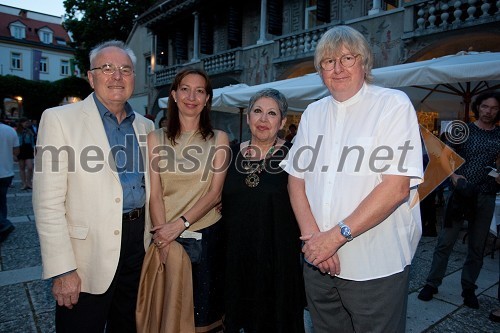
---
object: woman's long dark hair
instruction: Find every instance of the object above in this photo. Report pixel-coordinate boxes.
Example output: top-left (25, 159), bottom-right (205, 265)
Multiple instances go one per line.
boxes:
top-left (166, 68), bottom-right (214, 144)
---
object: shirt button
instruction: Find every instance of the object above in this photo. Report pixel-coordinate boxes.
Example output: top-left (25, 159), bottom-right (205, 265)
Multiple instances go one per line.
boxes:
top-left (115, 198), bottom-right (121, 203)
top-left (114, 230), bottom-right (120, 235)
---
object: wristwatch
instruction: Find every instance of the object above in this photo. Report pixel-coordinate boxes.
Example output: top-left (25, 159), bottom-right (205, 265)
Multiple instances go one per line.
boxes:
top-left (180, 215), bottom-right (190, 229)
top-left (338, 220), bottom-right (353, 242)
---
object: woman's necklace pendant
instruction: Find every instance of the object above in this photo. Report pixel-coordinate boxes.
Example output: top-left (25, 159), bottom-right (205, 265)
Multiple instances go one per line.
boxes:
top-left (245, 172), bottom-right (260, 188)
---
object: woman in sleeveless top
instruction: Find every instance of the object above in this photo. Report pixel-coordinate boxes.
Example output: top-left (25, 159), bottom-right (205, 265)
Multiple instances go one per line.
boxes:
top-left (222, 89), bottom-right (306, 332)
top-left (146, 68), bottom-right (229, 332)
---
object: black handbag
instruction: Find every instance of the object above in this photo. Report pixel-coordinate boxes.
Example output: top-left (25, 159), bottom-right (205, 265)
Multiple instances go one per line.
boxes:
top-left (176, 236), bottom-right (202, 264)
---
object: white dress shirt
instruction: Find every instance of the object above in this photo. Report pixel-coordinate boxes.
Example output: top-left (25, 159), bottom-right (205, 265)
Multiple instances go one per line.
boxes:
top-left (281, 83), bottom-right (424, 281)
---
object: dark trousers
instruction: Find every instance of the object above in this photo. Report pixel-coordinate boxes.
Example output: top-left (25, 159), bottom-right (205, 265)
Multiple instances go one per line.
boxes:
top-left (0, 176), bottom-right (13, 232)
top-left (426, 193), bottom-right (496, 290)
top-left (55, 212), bottom-right (146, 333)
top-left (304, 263), bottom-right (410, 333)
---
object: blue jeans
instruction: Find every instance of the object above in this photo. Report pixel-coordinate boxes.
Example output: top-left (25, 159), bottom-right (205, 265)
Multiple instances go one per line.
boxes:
top-left (426, 192), bottom-right (496, 291)
top-left (0, 176), bottom-right (13, 232)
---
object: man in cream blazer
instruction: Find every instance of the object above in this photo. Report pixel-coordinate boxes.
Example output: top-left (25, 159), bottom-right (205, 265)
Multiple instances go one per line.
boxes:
top-left (33, 41), bottom-right (155, 333)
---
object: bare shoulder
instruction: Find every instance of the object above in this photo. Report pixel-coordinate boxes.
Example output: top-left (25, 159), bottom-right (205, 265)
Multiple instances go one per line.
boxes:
top-left (214, 129), bottom-right (229, 145)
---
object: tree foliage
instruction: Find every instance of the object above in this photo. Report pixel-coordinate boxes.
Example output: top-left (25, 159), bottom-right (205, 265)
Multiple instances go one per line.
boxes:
top-left (0, 75), bottom-right (92, 120)
top-left (63, 0), bottom-right (157, 72)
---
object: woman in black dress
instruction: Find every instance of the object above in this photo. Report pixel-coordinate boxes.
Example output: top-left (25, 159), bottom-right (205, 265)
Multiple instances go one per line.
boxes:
top-left (222, 88), bottom-right (305, 332)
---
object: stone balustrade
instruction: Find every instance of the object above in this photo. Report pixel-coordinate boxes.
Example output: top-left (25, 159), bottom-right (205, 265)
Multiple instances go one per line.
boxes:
top-left (415, 0), bottom-right (499, 31)
top-left (202, 50), bottom-right (238, 74)
top-left (276, 26), bottom-right (329, 61)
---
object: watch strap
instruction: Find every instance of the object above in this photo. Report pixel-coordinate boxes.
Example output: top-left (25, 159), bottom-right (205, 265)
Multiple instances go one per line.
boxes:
top-left (180, 215), bottom-right (190, 228)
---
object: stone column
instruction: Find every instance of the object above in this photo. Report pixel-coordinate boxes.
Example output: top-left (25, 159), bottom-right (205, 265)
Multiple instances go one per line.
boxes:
top-left (369, 0), bottom-right (382, 15)
top-left (191, 11), bottom-right (200, 62)
top-left (257, 0), bottom-right (267, 44)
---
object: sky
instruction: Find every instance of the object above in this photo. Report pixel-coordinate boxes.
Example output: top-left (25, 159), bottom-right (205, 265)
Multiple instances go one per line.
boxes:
top-left (1, 0), bottom-right (66, 17)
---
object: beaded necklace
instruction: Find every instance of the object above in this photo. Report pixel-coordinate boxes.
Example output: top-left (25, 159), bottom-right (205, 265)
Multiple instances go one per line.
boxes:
top-left (243, 139), bottom-right (278, 188)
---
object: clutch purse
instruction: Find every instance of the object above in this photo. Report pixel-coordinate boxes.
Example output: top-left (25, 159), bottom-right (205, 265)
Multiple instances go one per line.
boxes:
top-left (176, 230), bottom-right (202, 264)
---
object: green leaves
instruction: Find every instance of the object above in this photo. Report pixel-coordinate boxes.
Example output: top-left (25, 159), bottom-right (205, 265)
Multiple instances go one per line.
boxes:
top-left (62, 0), bottom-right (156, 72)
top-left (0, 75), bottom-right (92, 120)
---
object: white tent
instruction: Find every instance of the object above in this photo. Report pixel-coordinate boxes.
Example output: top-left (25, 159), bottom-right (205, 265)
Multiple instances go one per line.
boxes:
top-left (372, 51), bottom-right (500, 121)
top-left (220, 73), bottom-right (328, 112)
top-left (158, 83), bottom-right (249, 112)
top-left (219, 51), bottom-right (500, 120)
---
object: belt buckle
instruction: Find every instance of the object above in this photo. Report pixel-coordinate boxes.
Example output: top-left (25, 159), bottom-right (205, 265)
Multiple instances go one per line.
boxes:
top-left (130, 208), bottom-right (139, 220)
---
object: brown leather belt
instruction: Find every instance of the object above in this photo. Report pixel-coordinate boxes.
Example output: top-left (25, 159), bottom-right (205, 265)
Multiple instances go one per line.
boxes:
top-left (122, 206), bottom-right (145, 221)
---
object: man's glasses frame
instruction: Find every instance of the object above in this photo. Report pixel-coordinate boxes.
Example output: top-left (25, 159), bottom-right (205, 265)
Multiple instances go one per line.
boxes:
top-left (320, 54), bottom-right (360, 71)
top-left (90, 63), bottom-right (134, 76)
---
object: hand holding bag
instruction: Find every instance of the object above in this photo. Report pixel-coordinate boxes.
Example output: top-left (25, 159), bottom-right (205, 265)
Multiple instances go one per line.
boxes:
top-left (176, 230), bottom-right (202, 264)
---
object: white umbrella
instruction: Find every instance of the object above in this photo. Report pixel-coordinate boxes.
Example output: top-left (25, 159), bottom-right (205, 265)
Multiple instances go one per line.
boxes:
top-left (157, 83), bottom-right (249, 112)
top-left (220, 51), bottom-right (500, 120)
top-left (372, 51), bottom-right (500, 121)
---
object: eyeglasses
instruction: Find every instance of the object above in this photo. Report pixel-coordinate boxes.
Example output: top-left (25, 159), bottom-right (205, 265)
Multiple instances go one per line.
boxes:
top-left (320, 54), bottom-right (360, 71)
top-left (90, 63), bottom-right (134, 76)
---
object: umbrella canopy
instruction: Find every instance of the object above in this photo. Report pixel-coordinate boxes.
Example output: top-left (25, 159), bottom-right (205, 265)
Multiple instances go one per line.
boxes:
top-left (218, 51), bottom-right (500, 119)
top-left (220, 73), bottom-right (328, 112)
top-left (157, 83), bottom-right (249, 112)
top-left (372, 51), bottom-right (500, 121)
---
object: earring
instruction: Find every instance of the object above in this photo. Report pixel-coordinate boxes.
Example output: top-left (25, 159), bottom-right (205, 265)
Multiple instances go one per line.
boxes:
top-left (174, 100), bottom-right (177, 103)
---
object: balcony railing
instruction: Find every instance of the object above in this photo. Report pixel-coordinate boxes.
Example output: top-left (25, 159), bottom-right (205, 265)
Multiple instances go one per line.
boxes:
top-left (202, 50), bottom-right (240, 74)
top-left (153, 1), bottom-right (500, 87)
top-left (412, 0), bottom-right (499, 34)
top-left (275, 25), bottom-right (329, 62)
top-left (154, 65), bottom-right (182, 87)
top-left (154, 50), bottom-right (241, 87)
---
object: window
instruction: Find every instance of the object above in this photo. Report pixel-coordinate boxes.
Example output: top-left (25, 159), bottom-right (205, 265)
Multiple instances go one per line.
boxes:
top-left (10, 23), bottom-right (26, 39)
top-left (40, 57), bottom-right (48, 73)
top-left (11, 53), bottom-right (22, 70)
top-left (305, 0), bottom-right (326, 29)
top-left (145, 56), bottom-right (152, 80)
top-left (60, 60), bottom-right (69, 75)
top-left (55, 37), bottom-right (67, 45)
top-left (38, 28), bottom-right (53, 44)
top-left (41, 31), bottom-right (52, 44)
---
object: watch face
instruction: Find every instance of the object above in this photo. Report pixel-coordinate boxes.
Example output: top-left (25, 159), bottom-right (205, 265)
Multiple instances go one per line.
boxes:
top-left (341, 226), bottom-right (350, 237)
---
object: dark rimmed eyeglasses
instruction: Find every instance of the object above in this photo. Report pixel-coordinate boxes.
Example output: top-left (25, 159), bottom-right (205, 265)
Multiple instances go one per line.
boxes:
top-left (320, 54), bottom-right (360, 71)
top-left (90, 63), bottom-right (134, 76)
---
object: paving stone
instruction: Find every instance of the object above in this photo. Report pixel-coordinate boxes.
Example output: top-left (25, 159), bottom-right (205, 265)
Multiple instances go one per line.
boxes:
top-left (2, 246), bottom-right (42, 270)
top-left (27, 279), bottom-right (54, 314)
top-left (35, 310), bottom-right (56, 333)
top-left (0, 283), bottom-right (32, 322)
top-left (0, 316), bottom-right (37, 333)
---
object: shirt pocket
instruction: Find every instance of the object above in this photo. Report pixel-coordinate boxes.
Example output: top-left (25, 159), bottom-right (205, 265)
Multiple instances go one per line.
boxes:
top-left (340, 137), bottom-right (376, 175)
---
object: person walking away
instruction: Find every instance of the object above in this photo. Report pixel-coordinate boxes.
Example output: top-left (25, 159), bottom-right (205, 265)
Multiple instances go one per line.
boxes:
top-left (0, 120), bottom-right (19, 241)
top-left (16, 118), bottom-right (35, 190)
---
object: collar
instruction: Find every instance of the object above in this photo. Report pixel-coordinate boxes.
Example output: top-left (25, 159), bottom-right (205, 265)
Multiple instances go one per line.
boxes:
top-left (93, 93), bottom-right (134, 121)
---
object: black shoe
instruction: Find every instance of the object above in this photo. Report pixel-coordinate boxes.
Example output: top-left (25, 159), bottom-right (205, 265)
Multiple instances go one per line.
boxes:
top-left (462, 289), bottom-right (479, 309)
top-left (489, 309), bottom-right (500, 323)
top-left (0, 225), bottom-right (15, 242)
top-left (418, 284), bottom-right (438, 301)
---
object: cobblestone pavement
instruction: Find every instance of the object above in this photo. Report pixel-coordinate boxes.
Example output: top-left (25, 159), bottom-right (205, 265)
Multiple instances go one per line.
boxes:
top-left (1, 165), bottom-right (499, 333)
